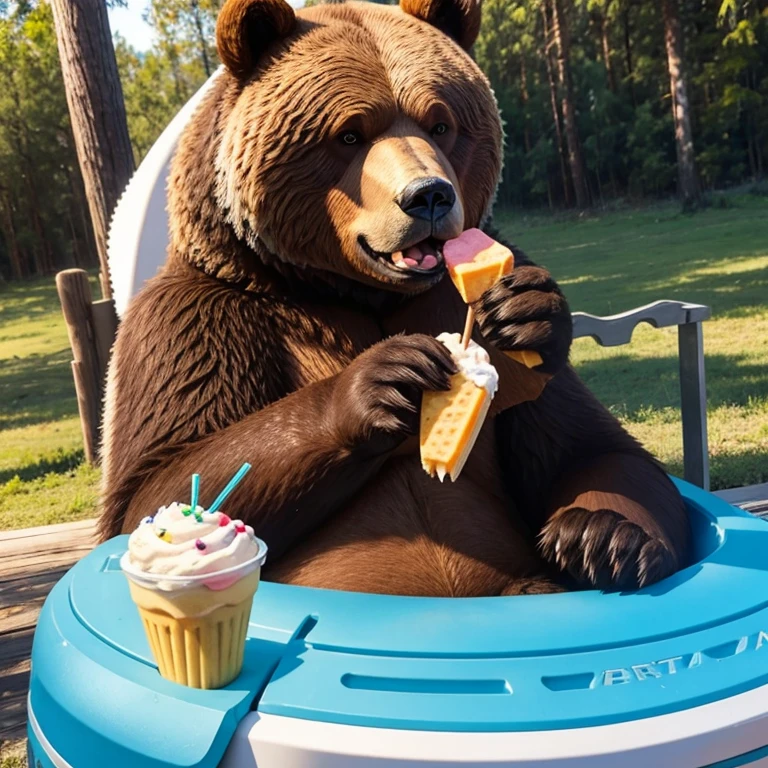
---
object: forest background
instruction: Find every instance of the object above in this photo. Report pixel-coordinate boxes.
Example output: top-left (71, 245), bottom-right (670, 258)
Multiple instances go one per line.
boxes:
top-left (0, 0), bottom-right (766, 281)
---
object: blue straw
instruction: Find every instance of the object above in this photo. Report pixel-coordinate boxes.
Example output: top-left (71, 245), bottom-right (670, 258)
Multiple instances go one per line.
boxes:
top-left (209, 463), bottom-right (252, 513)
top-left (190, 474), bottom-right (200, 512)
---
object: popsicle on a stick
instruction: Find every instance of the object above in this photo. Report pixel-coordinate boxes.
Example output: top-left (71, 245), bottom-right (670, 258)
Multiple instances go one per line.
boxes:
top-left (420, 333), bottom-right (498, 482)
top-left (443, 229), bottom-right (543, 369)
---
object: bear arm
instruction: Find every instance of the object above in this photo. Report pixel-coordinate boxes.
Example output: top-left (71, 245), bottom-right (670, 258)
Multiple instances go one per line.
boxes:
top-left (102, 373), bottom-right (390, 558)
top-left (494, 367), bottom-right (665, 531)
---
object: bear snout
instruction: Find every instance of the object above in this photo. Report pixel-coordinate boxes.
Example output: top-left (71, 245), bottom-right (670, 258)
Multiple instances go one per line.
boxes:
top-left (397, 177), bottom-right (457, 225)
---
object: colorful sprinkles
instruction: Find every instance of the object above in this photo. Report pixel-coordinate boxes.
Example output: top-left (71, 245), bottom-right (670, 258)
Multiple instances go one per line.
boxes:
top-left (195, 539), bottom-right (206, 551)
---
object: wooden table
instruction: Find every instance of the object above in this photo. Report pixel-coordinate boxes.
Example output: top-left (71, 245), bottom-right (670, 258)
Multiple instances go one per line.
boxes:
top-left (1, 482), bottom-right (767, 746)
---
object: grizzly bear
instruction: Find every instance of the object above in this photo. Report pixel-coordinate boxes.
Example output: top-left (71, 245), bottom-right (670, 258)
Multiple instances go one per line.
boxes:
top-left (100, 0), bottom-right (690, 596)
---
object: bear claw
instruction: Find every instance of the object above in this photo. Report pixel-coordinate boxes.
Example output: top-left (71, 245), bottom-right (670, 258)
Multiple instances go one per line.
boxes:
top-left (539, 507), bottom-right (677, 591)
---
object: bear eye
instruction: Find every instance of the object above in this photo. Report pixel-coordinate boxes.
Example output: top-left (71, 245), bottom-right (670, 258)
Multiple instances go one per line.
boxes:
top-left (340, 131), bottom-right (363, 146)
top-left (430, 122), bottom-right (449, 137)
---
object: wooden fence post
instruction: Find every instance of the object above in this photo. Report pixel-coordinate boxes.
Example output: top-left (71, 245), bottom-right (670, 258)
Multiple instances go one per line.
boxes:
top-left (56, 270), bottom-right (104, 464)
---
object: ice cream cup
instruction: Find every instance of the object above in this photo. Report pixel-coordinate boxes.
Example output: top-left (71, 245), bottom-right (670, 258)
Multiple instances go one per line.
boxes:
top-left (120, 539), bottom-right (267, 690)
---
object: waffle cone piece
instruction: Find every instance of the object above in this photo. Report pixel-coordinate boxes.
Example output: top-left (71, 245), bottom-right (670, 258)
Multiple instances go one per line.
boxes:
top-left (421, 371), bottom-right (492, 482)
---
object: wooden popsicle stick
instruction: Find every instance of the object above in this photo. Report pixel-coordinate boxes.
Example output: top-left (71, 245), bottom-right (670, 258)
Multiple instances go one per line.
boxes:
top-left (460, 305), bottom-right (543, 369)
top-left (461, 306), bottom-right (475, 349)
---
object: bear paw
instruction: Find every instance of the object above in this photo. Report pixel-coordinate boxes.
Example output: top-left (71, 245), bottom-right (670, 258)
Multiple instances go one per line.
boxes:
top-left (539, 508), bottom-right (677, 590)
top-left (474, 266), bottom-right (572, 374)
top-left (333, 334), bottom-right (457, 454)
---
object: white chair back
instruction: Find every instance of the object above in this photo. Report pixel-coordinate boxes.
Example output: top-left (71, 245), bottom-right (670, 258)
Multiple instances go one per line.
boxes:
top-left (107, 70), bottom-right (222, 317)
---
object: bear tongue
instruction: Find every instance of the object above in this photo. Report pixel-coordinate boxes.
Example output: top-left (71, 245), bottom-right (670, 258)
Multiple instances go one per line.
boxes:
top-left (392, 245), bottom-right (438, 271)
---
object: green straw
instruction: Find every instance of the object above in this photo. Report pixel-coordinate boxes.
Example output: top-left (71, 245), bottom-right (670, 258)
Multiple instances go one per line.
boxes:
top-left (190, 473), bottom-right (200, 512)
top-left (209, 463), bottom-right (251, 513)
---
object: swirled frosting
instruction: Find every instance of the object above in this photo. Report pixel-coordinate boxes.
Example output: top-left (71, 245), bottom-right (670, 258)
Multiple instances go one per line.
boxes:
top-left (437, 333), bottom-right (499, 395)
top-left (126, 502), bottom-right (262, 578)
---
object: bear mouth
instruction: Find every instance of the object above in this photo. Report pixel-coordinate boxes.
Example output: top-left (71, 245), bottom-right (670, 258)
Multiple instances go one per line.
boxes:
top-left (358, 236), bottom-right (445, 280)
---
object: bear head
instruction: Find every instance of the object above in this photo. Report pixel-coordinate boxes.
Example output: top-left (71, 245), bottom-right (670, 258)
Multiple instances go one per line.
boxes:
top-left (169, 0), bottom-right (502, 296)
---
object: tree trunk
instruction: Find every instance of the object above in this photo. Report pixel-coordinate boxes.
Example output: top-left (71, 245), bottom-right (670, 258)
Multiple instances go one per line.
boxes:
top-left (541, 2), bottom-right (572, 207)
top-left (662, 0), bottom-right (699, 205)
top-left (622, 2), bottom-right (636, 106)
top-left (520, 54), bottom-right (532, 154)
top-left (72, 166), bottom-right (100, 269)
top-left (0, 189), bottom-right (24, 281)
top-left (50, 0), bottom-right (135, 299)
top-left (5, 73), bottom-right (55, 276)
top-left (551, 0), bottom-right (590, 208)
top-left (191, 1), bottom-right (213, 78)
top-left (25, 173), bottom-right (55, 275)
top-left (598, 4), bottom-right (617, 92)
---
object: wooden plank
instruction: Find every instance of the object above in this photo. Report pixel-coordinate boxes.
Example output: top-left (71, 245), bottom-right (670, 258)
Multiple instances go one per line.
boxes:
top-left (714, 482), bottom-right (768, 508)
top-left (0, 518), bottom-right (96, 543)
top-left (0, 602), bottom-right (45, 637)
top-left (0, 523), bottom-right (96, 559)
top-left (0, 547), bottom-right (95, 581)
top-left (0, 519), bottom-right (97, 582)
top-left (0, 628), bottom-right (35, 672)
top-left (0, 656), bottom-right (31, 742)
top-left (0, 518), bottom-right (98, 743)
top-left (0, 633), bottom-right (34, 741)
top-left (0, 569), bottom-right (69, 611)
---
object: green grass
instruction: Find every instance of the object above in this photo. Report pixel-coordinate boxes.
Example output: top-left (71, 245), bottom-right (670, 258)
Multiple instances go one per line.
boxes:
top-left (0, 276), bottom-right (101, 530)
top-left (496, 194), bottom-right (768, 490)
top-left (0, 196), bottom-right (766, 533)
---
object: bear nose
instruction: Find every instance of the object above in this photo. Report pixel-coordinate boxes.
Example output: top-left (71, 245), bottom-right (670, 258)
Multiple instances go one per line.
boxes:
top-left (398, 178), bottom-right (456, 223)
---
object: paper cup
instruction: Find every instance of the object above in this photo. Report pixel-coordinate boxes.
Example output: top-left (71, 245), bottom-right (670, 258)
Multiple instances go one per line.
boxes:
top-left (120, 540), bottom-right (267, 689)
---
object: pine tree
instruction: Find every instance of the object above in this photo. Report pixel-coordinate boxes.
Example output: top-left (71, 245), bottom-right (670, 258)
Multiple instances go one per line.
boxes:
top-left (662, 0), bottom-right (699, 205)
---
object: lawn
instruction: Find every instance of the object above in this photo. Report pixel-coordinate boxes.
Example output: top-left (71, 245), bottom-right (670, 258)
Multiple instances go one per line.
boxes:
top-left (0, 276), bottom-right (101, 531)
top-left (496, 193), bottom-right (768, 489)
top-left (0, 195), bottom-right (766, 534)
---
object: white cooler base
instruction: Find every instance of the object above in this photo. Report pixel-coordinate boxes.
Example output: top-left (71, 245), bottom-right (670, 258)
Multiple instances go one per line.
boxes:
top-left (221, 685), bottom-right (768, 768)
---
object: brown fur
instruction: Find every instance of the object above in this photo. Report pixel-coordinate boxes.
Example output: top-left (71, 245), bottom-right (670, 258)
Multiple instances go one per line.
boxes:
top-left (100, 0), bottom-right (690, 596)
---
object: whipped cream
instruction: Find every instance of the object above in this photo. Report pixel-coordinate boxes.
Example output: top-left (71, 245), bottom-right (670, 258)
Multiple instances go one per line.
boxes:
top-left (437, 333), bottom-right (499, 395)
top-left (126, 502), bottom-right (263, 579)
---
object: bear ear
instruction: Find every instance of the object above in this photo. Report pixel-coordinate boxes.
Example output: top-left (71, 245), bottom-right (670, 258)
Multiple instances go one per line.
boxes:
top-left (400, 0), bottom-right (482, 50)
top-left (216, 0), bottom-right (297, 79)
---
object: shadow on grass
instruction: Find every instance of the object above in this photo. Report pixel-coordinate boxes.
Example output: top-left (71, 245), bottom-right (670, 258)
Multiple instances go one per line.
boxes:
top-left (497, 199), bottom-right (768, 319)
top-left (0, 448), bottom-right (85, 485)
top-left (710, 450), bottom-right (768, 491)
top-left (0, 350), bottom-right (78, 430)
top-left (0, 277), bottom-right (63, 325)
top-left (573, 352), bottom-right (768, 489)
top-left (559, 263), bottom-right (768, 319)
top-left (574, 351), bottom-right (768, 417)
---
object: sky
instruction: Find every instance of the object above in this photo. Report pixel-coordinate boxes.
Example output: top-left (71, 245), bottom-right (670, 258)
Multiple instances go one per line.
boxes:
top-left (107, 0), bottom-right (307, 52)
top-left (107, 1), bottom-right (153, 51)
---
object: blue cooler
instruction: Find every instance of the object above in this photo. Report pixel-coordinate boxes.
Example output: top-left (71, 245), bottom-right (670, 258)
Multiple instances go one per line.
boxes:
top-left (27, 479), bottom-right (768, 767)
